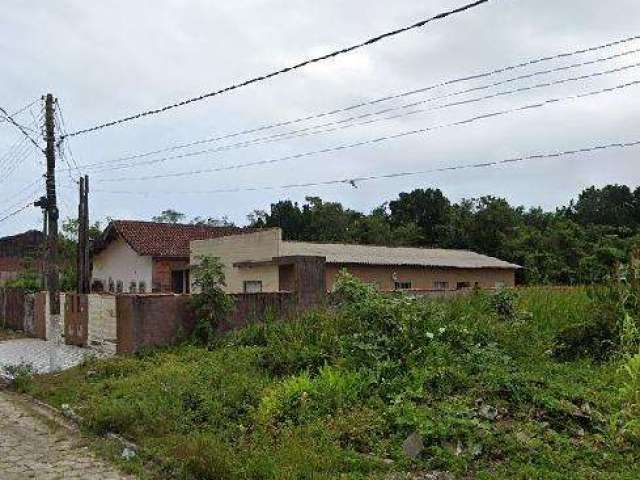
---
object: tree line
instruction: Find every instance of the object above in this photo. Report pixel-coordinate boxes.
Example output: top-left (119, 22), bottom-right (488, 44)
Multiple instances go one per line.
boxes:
top-left (247, 184), bottom-right (640, 285)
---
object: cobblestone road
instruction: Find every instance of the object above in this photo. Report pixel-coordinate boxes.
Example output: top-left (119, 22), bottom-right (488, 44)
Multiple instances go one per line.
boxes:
top-left (0, 391), bottom-right (131, 479)
top-left (0, 339), bottom-right (96, 377)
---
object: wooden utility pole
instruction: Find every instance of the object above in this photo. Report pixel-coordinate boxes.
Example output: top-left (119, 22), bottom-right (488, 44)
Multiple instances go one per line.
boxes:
top-left (77, 175), bottom-right (90, 293)
top-left (77, 177), bottom-right (85, 293)
top-left (44, 93), bottom-right (60, 314)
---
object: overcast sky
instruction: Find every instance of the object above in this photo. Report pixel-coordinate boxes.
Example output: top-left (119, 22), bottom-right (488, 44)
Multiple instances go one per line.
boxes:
top-left (1, 0), bottom-right (639, 236)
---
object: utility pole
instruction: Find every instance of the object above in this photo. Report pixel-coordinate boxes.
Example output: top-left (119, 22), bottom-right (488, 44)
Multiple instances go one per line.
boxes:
top-left (77, 175), bottom-right (90, 294)
top-left (44, 93), bottom-right (60, 315)
top-left (76, 177), bottom-right (84, 293)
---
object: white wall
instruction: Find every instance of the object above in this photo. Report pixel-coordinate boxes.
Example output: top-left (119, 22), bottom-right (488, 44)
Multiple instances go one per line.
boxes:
top-left (87, 294), bottom-right (117, 354)
top-left (191, 229), bottom-right (282, 294)
top-left (92, 238), bottom-right (153, 292)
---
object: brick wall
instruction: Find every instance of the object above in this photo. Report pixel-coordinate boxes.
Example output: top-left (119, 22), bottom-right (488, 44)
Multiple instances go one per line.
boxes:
top-left (152, 258), bottom-right (189, 293)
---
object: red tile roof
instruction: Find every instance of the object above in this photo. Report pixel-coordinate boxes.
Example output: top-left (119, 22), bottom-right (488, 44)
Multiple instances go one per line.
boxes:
top-left (98, 220), bottom-right (253, 258)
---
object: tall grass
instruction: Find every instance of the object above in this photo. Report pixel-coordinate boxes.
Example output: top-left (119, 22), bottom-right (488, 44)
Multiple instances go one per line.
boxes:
top-left (27, 279), bottom-right (640, 479)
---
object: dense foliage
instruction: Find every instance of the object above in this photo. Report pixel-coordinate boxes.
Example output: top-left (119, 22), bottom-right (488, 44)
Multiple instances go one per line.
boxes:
top-left (26, 277), bottom-right (640, 479)
top-left (250, 184), bottom-right (640, 285)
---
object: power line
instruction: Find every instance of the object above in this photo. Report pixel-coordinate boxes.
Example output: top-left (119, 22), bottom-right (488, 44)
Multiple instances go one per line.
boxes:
top-left (0, 203), bottom-right (34, 225)
top-left (0, 104), bottom-right (43, 152)
top-left (90, 139), bottom-right (640, 196)
top-left (0, 99), bottom-right (39, 124)
top-left (62, 0), bottom-right (491, 139)
top-left (77, 58), bottom-right (640, 174)
top-left (69, 33), bottom-right (640, 169)
top-left (96, 78), bottom-right (640, 183)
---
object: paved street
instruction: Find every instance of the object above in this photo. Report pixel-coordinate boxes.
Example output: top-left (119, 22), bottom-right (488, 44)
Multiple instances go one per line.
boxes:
top-left (0, 391), bottom-right (131, 479)
top-left (0, 339), bottom-right (95, 377)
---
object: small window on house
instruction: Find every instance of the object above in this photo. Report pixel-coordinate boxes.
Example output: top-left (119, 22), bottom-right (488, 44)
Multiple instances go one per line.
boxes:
top-left (433, 281), bottom-right (449, 291)
top-left (394, 281), bottom-right (412, 291)
top-left (129, 281), bottom-right (137, 293)
top-left (243, 280), bottom-right (263, 293)
top-left (108, 278), bottom-right (115, 293)
top-left (138, 281), bottom-right (146, 293)
top-left (456, 282), bottom-right (471, 290)
top-left (116, 280), bottom-right (123, 293)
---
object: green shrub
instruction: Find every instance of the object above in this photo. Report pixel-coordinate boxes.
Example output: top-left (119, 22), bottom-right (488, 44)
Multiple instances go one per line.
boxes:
top-left (190, 255), bottom-right (234, 345)
top-left (257, 366), bottom-right (368, 424)
top-left (170, 433), bottom-right (235, 480)
top-left (4, 362), bottom-right (34, 393)
top-left (490, 289), bottom-right (520, 321)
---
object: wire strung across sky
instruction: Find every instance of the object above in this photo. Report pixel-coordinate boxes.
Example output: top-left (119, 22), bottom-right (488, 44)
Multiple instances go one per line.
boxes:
top-left (0, 104), bottom-right (43, 152)
top-left (75, 58), bottom-right (640, 175)
top-left (66, 33), bottom-right (640, 172)
top-left (95, 78), bottom-right (640, 183)
top-left (61, 0), bottom-right (493, 139)
top-left (88, 139), bottom-right (640, 196)
top-left (0, 203), bottom-right (34, 225)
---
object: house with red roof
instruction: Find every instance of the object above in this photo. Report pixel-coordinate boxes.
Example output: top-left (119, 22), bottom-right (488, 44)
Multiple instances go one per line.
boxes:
top-left (92, 220), bottom-right (251, 294)
top-left (0, 230), bottom-right (45, 285)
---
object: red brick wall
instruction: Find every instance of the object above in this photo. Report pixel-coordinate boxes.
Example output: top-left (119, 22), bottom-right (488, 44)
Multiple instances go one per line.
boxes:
top-left (152, 258), bottom-right (189, 293)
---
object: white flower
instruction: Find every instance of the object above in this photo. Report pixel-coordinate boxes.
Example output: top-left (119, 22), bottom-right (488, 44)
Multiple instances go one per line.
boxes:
top-left (426, 332), bottom-right (434, 340)
top-left (438, 327), bottom-right (446, 334)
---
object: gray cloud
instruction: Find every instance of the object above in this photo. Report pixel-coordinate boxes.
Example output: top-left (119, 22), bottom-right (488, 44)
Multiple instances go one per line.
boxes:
top-left (1, 0), bottom-right (639, 235)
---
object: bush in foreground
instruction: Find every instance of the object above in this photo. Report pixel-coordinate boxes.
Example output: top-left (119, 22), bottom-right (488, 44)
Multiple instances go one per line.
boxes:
top-left (25, 276), bottom-right (640, 479)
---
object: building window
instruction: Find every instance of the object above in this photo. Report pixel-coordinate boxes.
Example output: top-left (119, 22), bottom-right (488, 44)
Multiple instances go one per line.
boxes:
top-left (433, 281), bottom-right (449, 291)
top-left (129, 281), bottom-right (137, 293)
top-left (456, 282), bottom-right (471, 290)
top-left (108, 278), bottom-right (115, 293)
top-left (138, 281), bottom-right (146, 293)
top-left (171, 270), bottom-right (190, 294)
top-left (394, 281), bottom-right (412, 291)
top-left (244, 280), bottom-right (263, 293)
top-left (116, 280), bottom-right (123, 293)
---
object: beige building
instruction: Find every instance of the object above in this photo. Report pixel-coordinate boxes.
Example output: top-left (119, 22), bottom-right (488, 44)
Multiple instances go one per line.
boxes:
top-left (191, 228), bottom-right (520, 294)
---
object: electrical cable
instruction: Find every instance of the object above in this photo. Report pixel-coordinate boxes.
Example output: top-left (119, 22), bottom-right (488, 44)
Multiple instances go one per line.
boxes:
top-left (62, 0), bottom-right (492, 138)
top-left (91, 139), bottom-right (640, 195)
top-left (68, 33), bottom-right (640, 169)
top-left (96, 78), bottom-right (640, 182)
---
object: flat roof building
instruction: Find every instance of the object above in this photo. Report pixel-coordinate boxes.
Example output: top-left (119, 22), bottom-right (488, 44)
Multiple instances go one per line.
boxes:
top-left (191, 228), bottom-right (521, 295)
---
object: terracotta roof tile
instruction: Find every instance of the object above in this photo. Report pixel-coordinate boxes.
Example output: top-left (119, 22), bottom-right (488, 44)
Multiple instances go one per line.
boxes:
top-left (105, 220), bottom-right (254, 258)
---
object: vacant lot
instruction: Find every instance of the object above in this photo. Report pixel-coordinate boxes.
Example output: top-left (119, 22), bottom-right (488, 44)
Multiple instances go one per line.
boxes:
top-left (24, 281), bottom-right (640, 479)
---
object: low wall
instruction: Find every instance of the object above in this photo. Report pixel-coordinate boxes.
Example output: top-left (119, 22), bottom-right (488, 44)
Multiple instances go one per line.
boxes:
top-left (0, 287), bottom-right (26, 331)
top-left (116, 292), bottom-right (297, 353)
top-left (222, 292), bottom-right (297, 332)
top-left (116, 294), bottom-right (196, 354)
top-left (87, 294), bottom-right (118, 354)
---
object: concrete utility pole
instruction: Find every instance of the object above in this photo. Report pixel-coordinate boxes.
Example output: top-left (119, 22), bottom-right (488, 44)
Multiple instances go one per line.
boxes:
top-left (44, 93), bottom-right (60, 315)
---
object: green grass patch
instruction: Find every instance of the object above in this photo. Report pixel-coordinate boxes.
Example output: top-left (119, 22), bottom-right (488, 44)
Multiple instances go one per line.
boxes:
top-left (25, 284), bottom-right (640, 479)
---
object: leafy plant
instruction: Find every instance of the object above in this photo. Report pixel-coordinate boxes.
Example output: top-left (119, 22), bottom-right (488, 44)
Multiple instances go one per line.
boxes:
top-left (190, 255), bottom-right (234, 345)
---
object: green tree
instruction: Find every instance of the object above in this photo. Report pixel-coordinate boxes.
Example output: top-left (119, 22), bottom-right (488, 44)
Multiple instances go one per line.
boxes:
top-left (152, 209), bottom-right (186, 224)
top-left (388, 188), bottom-right (451, 246)
top-left (190, 255), bottom-right (234, 345)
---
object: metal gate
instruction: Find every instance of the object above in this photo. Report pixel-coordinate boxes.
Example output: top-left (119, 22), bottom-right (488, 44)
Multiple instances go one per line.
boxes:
top-left (64, 294), bottom-right (88, 347)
